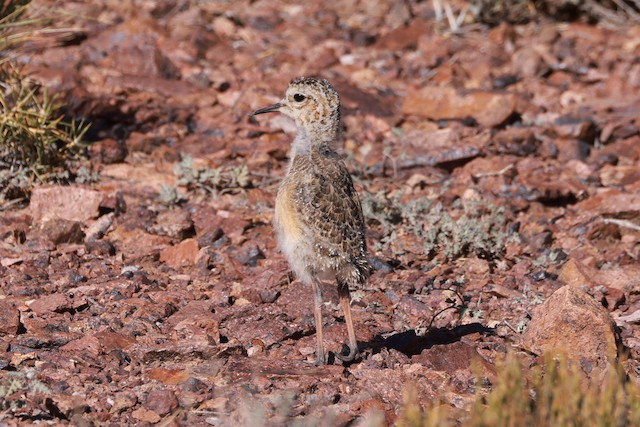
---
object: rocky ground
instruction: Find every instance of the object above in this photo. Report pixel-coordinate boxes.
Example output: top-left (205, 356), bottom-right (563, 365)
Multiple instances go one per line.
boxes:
top-left (1, 0), bottom-right (640, 425)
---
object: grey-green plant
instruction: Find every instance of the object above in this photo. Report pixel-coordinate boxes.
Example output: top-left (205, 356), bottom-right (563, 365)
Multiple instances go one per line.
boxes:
top-left (174, 155), bottom-right (252, 196)
top-left (362, 190), bottom-right (508, 261)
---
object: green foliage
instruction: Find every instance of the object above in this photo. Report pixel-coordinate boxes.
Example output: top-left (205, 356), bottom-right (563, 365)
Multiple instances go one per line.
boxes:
top-left (0, 66), bottom-right (88, 170)
top-left (0, 1), bottom-right (90, 208)
top-left (396, 353), bottom-right (640, 427)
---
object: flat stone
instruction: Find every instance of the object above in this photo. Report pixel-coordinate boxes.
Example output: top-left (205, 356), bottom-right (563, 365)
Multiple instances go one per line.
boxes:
top-left (30, 186), bottom-right (104, 223)
top-left (401, 86), bottom-right (517, 128)
top-left (159, 238), bottom-right (199, 269)
top-left (28, 293), bottom-right (70, 316)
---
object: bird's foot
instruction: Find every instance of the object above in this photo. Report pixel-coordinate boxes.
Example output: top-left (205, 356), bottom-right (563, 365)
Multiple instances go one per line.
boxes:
top-left (312, 351), bottom-right (328, 366)
top-left (335, 343), bottom-right (359, 362)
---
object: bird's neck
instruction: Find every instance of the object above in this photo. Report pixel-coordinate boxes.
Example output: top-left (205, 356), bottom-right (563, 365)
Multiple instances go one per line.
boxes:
top-left (290, 123), bottom-right (339, 158)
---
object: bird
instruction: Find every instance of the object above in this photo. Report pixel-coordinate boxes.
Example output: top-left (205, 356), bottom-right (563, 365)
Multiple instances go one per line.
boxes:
top-left (251, 77), bottom-right (369, 365)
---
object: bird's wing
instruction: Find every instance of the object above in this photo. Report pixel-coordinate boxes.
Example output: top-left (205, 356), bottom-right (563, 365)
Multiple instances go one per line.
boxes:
top-left (291, 151), bottom-right (368, 270)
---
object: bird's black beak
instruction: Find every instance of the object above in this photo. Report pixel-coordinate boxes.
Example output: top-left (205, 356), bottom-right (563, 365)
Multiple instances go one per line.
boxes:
top-left (250, 103), bottom-right (282, 116)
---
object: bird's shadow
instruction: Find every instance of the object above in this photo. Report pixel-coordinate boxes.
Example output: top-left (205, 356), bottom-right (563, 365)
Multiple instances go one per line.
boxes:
top-left (362, 323), bottom-right (495, 358)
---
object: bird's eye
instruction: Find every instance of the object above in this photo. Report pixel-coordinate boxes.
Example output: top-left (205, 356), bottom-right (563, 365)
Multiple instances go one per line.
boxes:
top-left (293, 93), bottom-right (306, 102)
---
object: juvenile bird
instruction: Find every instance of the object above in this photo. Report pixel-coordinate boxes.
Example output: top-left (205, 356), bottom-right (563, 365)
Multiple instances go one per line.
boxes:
top-left (251, 77), bottom-right (369, 365)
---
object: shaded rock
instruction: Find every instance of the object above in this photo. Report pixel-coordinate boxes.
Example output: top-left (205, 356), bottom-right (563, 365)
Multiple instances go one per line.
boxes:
top-left (0, 212), bottom-right (29, 245)
top-left (0, 300), bottom-right (20, 335)
top-left (144, 389), bottom-right (178, 417)
top-left (412, 341), bottom-right (495, 380)
top-left (191, 207), bottom-right (249, 246)
top-left (109, 392), bottom-right (138, 414)
top-left (159, 238), bottom-right (199, 269)
top-left (30, 186), bottom-right (104, 223)
top-left (235, 244), bottom-right (266, 267)
top-left (99, 191), bottom-right (127, 215)
top-left (89, 138), bottom-right (128, 164)
top-left (237, 262), bottom-right (288, 304)
top-left (85, 239), bottom-right (116, 256)
top-left (512, 46), bottom-right (543, 77)
top-left (37, 219), bottom-right (85, 245)
top-left (401, 87), bottom-right (517, 127)
top-left (522, 285), bottom-right (619, 379)
top-left (554, 138), bottom-right (590, 162)
top-left (18, 315), bottom-right (80, 348)
top-left (411, 342), bottom-right (495, 394)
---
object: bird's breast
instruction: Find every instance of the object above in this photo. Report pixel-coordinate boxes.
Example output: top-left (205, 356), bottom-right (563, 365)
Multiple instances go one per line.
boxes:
top-left (274, 182), bottom-right (302, 246)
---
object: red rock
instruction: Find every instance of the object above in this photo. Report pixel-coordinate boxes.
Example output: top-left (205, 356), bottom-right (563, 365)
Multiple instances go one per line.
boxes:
top-left (383, 128), bottom-right (488, 173)
top-left (401, 87), bottom-right (517, 128)
top-left (412, 341), bottom-right (496, 382)
top-left (350, 364), bottom-right (440, 410)
top-left (30, 186), bottom-right (104, 223)
top-left (110, 226), bottom-right (170, 261)
top-left (394, 295), bottom-right (433, 325)
top-left (94, 331), bottom-right (137, 352)
top-left (558, 259), bottom-right (598, 288)
top-left (574, 189), bottom-right (640, 215)
top-left (144, 389), bottom-right (178, 416)
top-left (512, 47), bottom-right (543, 77)
top-left (0, 300), bottom-right (20, 335)
top-left (60, 334), bottom-right (101, 357)
top-left (559, 259), bottom-right (639, 299)
top-left (191, 206), bottom-right (249, 245)
top-left (131, 407), bottom-right (161, 423)
top-left (484, 283), bottom-right (521, 299)
top-left (522, 286), bottom-right (619, 380)
top-left (554, 138), bottom-right (590, 162)
top-left (159, 238), bottom-right (199, 269)
top-left (600, 165), bottom-right (640, 187)
top-left (164, 300), bottom-right (220, 343)
top-left (28, 293), bottom-right (70, 315)
top-left (149, 209), bottom-right (194, 240)
top-left (374, 18), bottom-right (430, 51)
top-left (147, 368), bottom-right (190, 385)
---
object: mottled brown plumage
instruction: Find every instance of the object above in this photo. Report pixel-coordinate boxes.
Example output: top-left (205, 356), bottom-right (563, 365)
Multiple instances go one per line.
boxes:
top-left (252, 77), bottom-right (369, 365)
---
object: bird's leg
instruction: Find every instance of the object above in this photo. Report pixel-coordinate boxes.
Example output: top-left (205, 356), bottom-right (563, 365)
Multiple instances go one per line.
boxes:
top-left (336, 280), bottom-right (359, 362)
top-left (311, 279), bottom-right (326, 365)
